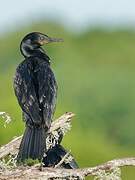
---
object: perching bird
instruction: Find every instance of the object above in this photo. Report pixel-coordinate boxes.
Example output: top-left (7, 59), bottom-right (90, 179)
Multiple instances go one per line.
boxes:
top-left (13, 32), bottom-right (63, 162)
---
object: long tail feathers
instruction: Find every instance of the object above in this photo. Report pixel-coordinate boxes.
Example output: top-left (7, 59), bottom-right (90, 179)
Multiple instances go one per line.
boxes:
top-left (17, 126), bottom-right (46, 162)
top-left (17, 127), bottom-right (78, 169)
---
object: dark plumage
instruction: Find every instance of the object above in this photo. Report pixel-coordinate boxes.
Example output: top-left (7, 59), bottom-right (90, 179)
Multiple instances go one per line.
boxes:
top-left (43, 144), bottom-right (79, 169)
top-left (13, 32), bottom-right (62, 162)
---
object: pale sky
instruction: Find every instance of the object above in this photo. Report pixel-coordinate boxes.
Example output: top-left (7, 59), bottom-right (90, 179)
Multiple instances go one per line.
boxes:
top-left (1, 0), bottom-right (135, 33)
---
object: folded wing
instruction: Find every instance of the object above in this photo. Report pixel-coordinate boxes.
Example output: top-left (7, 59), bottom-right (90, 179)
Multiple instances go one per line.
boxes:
top-left (13, 60), bottom-right (42, 125)
top-left (36, 62), bottom-right (58, 129)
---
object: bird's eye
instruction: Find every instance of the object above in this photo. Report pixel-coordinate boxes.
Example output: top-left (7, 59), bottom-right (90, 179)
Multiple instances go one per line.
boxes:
top-left (40, 36), bottom-right (44, 41)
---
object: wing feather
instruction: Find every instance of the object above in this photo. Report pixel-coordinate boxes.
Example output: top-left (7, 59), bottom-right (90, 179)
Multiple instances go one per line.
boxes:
top-left (36, 62), bottom-right (57, 129)
top-left (13, 60), bottom-right (42, 125)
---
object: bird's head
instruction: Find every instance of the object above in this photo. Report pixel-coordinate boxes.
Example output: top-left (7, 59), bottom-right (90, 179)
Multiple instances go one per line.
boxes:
top-left (20, 32), bottom-right (63, 57)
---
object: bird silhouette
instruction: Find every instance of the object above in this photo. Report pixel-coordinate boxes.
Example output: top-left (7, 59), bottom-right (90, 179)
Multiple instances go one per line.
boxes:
top-left (14, 32), bottom-right (62, 162)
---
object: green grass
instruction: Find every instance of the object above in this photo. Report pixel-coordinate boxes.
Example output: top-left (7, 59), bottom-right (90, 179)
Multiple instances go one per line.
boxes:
top-left (0, 22), bottom-right (135, 179)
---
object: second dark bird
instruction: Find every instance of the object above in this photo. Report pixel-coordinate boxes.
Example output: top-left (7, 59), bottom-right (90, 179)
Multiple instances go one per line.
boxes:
top-left (13, 32), bottom-right (62, 162)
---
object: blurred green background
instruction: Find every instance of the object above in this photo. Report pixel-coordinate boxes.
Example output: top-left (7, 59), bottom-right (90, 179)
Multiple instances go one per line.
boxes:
top-left (1, 22), bottom-right (135, 179)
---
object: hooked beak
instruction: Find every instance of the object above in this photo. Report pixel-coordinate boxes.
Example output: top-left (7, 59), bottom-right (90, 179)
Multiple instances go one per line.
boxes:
top-left (39, 36), bottom-right (63, 45)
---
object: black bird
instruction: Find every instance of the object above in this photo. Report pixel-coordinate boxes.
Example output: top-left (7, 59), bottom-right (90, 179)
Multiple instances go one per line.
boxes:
top-left (13, 32), bottom-right (62, 162)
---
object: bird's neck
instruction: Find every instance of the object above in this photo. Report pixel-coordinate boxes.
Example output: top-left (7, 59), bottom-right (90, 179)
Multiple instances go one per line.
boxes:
top-left (20, 43), bottom-right (50, 64)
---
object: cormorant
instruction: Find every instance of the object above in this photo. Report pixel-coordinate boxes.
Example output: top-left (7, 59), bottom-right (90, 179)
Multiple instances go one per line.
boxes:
top-left (13, 32), bottom-right (62, 162)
